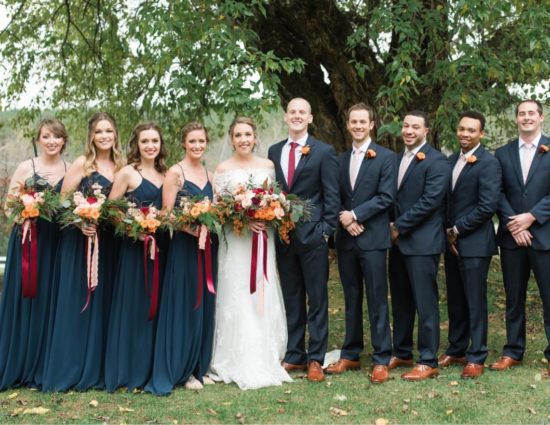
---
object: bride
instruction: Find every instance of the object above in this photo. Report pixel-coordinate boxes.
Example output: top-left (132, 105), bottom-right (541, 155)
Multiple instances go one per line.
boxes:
top-left (210, 116), bottom-right (292, 390)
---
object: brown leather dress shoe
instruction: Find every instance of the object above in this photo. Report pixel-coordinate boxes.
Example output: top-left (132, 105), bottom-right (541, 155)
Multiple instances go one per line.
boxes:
top-left (388, 356), bottom-right (414, 370)
top-left (401, 364), bottom-right (439, 381)
top-left (438, 354), bottom-right (467, 368)
top-left (307, 361), bottom-right (325, 382)
top-left (326, 358), bottom-right (361, 374)
top-left (370, 364), bottom-right (390, 384)
top-left (489, 356), bottom-right (522, 371)
top-left (282, 362), bottom-right (307, 372)
top-left (461, 363), bottom-right (484, 379)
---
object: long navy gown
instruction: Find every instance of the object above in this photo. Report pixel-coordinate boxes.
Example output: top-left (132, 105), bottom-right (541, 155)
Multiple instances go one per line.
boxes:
top-left (146, 171), bottom-right (217, 395)
top-left (0, 163), bottom-right (64, 391)
top-left (42, 172), bottom-right (119, 392)
top-left (104, 177), bottom-right (164, 392)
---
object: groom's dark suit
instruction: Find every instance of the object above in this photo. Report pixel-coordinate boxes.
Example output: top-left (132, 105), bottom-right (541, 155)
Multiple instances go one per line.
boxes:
top-left (268, 135), bottom-right (339, 364)
top-left (335, 142), bottom-right (395, 365)
top-left (389, 143), bottom-right (450, 368)
top-left (496, 135), bottom-right (550, 362)
top-left (443, 145), bottom-right (501, 365)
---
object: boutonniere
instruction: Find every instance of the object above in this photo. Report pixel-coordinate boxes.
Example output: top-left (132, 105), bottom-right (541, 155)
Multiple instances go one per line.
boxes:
top-left (467, 155), bottom-right (477, 164)
top-left (365, 149), bottom-right (377, 159)
top-left (539, 144), bottom-right (549, 154)
top-left (301, 145), bottom-right (311, 156)
top-left (416, 152), bottom-right (426, 161)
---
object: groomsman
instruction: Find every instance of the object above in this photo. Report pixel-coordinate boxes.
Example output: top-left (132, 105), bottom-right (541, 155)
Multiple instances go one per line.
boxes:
top-left (388, 111), bottom-right (451, 381)
top-left (327, 103), bottom-right (395, 384)
top-left (491, 100), bottom-right (550, 373)
top-left (440, 111), bottom-right (501, 378)
top-left (268, 98), bottom-right (340, 382)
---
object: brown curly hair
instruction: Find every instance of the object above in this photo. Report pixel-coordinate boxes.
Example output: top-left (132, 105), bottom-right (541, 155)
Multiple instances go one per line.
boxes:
top-left (127, 122), bottom-right (167, 173)
top-left (34, 118), bottom-right (69, 154)
top-left (180, 122), bottom-right (209, 149)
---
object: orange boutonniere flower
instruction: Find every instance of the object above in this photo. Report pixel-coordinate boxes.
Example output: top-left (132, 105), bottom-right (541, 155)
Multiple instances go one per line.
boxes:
top-left (539, 144), bottom-right (549, 154)
top-left (467, 155), bottom-right (477, 164)
top-left (366, 149), bottom-right (377, 159)
top-left (301, 145), bottom-right (311, 156)
top-left (416, 152), bottom-right (426, 161)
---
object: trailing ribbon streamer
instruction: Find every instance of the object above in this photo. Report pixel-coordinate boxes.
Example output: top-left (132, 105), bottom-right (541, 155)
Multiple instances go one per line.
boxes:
top-left (143, 235), bottom-right (160, 320)
top-left (21, 219), bottom-right (38, 298)
top-left (249, 229), bottom-right (269, 295)
top-left (195, 224), bottom-right (215, 309)
top-left (82, 231), bottom-right (99, 312)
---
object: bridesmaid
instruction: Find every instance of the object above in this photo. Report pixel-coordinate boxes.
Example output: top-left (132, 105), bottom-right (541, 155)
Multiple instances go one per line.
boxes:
top-left (146, 122), bottom-right (217, 395)
top-left (104, 122), bottom-right (166, 392)
top-left (42, 112), bottom-right (124, 392)
top-left (0, 118), bottom-right (69, 390)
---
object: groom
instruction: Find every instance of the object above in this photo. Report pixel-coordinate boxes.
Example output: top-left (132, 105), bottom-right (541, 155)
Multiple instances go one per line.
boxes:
top-left (268, 97), bottom-right (340, 382)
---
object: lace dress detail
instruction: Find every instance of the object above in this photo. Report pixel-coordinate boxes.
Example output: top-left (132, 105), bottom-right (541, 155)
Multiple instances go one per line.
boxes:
top-left (210, 168), bottom-right (291, 390)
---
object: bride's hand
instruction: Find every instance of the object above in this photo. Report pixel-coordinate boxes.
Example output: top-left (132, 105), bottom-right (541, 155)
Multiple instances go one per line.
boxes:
top-left (248, 220), bottom-right (266, 233)
top-left (183, 224), bottom-right (199, 237)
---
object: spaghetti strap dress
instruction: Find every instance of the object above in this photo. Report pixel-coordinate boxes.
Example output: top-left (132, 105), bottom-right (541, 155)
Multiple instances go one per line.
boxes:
top-left (145, 168), bottom-right (217, 395)
top-left (0, 160), bottom-right (65, 390)
top-left (42, 172), bottom-right (118, 392)
top-left (104, 177), bottom-right (164, 392)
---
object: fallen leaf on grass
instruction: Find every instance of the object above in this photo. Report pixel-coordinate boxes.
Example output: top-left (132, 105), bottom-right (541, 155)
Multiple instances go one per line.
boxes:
top-left (401, 404), bottom-right (409, 413)
top-left (542, 358), bottom-right (548, 364)
top-left (528, 407), bottom-right (537, 414)
top-left (534, 373), bottom-right (542, 382)
top-left (10, 408), bottom-right (24, 417)
top-left (452, 390), bottom-right (460, 395)
top-left (375, 418), bottom-right (389, 425)
top-left (449, 381), bottom-right (459, 387)
top-left (284, 389), bottom-right (292, 394)
top-left (530, 384), bottom-right (537, 389)
top-left (277, 399), bottom-right (288, 404)
top-left (16, 399), bottom-right (28, 406)
top-left (118, 407), bottom-right (135, 413)
top-left (411, 410), bottom-right (418, 416)
top-left (334, 394), bottom-right (347, 401)
top-left (221, 401), bottom-right (232, 406)
top-left (277, 407), bottom-right (285, 414)
top-left (236, 412), bottom-right (245, 424)
top-left (403, 399), bottom-right (410, 404)
top-left (6, 392), bottom-right (18, 400)
top-left (23, 407), bottom-right (50, 415)
top-left (446, 409), bottom-right (453, 415)
top-left (207, 408), bottom-right (218, 416)
top-left (89, 400), bottom-right (99, 407)
top-left (329, 407), bottom-right (348, 417)
top-left (427, 391), bottom-right (438, 399)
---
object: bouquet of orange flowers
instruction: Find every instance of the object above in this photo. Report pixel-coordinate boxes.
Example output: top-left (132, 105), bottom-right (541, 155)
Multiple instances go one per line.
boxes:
top-left (4, 177), bottom-right (60, 224)
top-left (216, 178), bottom-right (311, 244)
top-left (163, 196), bottom-right (224, 237)
top-left (105, 199), bottom-right (162, 241)
top-left (58, 182), bottom-right (108, 229)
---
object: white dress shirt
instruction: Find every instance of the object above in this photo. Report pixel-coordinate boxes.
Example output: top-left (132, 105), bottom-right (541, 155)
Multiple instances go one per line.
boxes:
top-left (281, 133), bottom-right (308, 183)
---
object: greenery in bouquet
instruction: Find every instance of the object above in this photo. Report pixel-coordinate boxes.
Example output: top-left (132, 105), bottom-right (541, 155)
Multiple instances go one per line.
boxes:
top-left (105, 199), bottom-right (162, 241)
top-left (58, 182), bottom-right (108, 229)
top-left (216, 177), bottom-right (311, 244)
top-left (4, 176), bottom-right (60, 225)
top-left (162, 196), bottom-right (224, 238)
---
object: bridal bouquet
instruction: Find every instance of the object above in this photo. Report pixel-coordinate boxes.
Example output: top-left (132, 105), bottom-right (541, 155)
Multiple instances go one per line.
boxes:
top-left (4, 177), bottom-right (60, 298)
top-left (217, 177), bottom-right (311, 244)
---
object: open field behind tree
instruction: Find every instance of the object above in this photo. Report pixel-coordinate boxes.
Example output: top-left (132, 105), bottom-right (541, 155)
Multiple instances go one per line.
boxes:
top-left (0, 257), bottom-right (549, 424)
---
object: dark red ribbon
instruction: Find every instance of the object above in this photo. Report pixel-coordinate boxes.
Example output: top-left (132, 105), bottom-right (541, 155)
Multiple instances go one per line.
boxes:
top-left (21, 220), bottom-right (38, 298)
top-left (195, 231), bottom-right (216, 309)
top-left (81, 232), bottom-right (99, 313)
top-left (249, 229), bottom-right (268, 294)
top-left (143, 235), bottom-right (160, 321)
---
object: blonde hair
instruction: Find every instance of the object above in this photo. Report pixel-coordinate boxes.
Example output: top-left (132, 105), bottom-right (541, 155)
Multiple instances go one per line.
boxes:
top-left (84, 112), bottom-right (125, 175)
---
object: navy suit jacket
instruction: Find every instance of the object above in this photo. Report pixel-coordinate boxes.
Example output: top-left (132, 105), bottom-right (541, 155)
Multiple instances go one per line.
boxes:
top-left (446, 145), bottom-right (500, 257)
top-left (496, 134), bottom-right (550, 250)
top-left (268, 135), bottom-right (340, 251)
top-left (335, 142), bottom-right (396, 251)
top-left (393, 143), bottom-right (451, 256)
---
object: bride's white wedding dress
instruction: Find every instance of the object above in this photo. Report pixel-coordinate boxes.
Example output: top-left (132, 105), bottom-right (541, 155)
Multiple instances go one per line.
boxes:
top-left (210, 168), bottom-right (292, 390)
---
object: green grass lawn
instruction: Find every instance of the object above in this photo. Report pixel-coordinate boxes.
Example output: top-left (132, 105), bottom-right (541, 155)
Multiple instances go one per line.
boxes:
top-left (1, 256), bottom-right (550, 424)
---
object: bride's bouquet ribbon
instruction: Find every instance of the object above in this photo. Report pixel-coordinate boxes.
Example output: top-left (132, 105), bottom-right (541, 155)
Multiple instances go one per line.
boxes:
top-left (250, 229), bottom-right (269, 295)
top-left (82, 231), bottom-right (99, 313)
top-left (21, 219), bottom-right (38, 298)
top-left (195, 224), bottom-right (215, 309)
top-left (143, 234), bottom-right (160, 321)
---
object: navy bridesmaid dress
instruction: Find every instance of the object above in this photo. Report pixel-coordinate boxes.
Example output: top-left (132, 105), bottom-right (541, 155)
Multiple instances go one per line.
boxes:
top-left (104, 176), bottom-right (164, 392)
top-left (0, 161), bottom-right (65, 390)
top-left (42, 172), bottom-right (119, 392)
top-left (146, 168), bottom-right (217, 395)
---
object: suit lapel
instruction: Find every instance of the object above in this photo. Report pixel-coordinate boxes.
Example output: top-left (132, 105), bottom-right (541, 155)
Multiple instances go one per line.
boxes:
top-left (525, 137), bottom-right (549, 186)
top-left (343, 149), bottom-right (354, 193)
top-left (271, 142), bottom-right (288, 191)
top-left (453, 145), bottom-right (483, 192)
top-left (399, 144), bottom-right (427, 190)
top-left (291, 136), bottom-right (313, 186)
top-left (507, 139), bottom-right (524, 187)
top-left (352, 145), bottom-right (375, 193)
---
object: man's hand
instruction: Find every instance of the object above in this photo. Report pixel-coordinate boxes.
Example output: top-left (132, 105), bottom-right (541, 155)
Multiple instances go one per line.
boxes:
top-left (507, 212), bottom-right (536, 235)
top-left (512, 229), bottom-right (533, 247)
top-left (390, 222), bottom-right (399, 242)
top-left (345, 221), bottom-right (364, 237)
top-left (446, 228), bottom-right (459, 256)
top-left (339, 210), bottom-right (355, 228)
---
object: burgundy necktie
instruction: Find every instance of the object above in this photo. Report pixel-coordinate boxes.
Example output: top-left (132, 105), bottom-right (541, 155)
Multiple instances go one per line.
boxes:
top-left (287, 142), bottom-right (298, 189)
